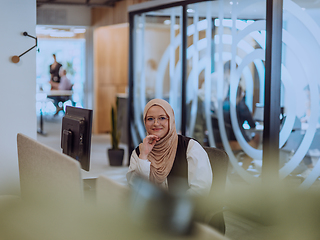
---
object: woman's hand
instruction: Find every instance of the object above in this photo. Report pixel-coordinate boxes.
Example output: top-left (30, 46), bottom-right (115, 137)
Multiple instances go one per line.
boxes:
top-left (139, 134), bottom-right (160, 159)
top-left (49, 80), bottom-right (59, 90)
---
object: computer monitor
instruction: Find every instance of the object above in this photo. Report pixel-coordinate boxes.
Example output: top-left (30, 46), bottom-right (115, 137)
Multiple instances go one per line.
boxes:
top-left (61, 106), bottom-right (93, 171)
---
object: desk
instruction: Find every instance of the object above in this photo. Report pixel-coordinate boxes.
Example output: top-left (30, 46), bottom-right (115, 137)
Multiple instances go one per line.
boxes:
top-left (47, 90), bottom-right (74, 116)
top-left (36, 90), bottom-right (74, 136)
top-left (80, 139), bottom-right (129, 186)
top-left (46, 90), bottom-right (73, 109)
top-left (81, 166), bottom-right (129, 186)
top-left (243, 123), bottom-right (263, 146)
top-left (244, 123), bottom-right (264, 133)
top-left (46, 90), bottom-right (73, 97)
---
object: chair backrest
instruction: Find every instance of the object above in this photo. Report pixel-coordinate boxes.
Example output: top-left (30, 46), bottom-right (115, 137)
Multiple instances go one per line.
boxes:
top-left (17, 133), bottom-right (83, 204)
top-left (203, 146), bottom-right (229, 234)
top-left (203, 146), bottom-right (229, 194)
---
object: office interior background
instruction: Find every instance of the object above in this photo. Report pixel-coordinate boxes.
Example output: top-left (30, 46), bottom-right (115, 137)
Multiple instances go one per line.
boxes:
top-left (126, 0), bottom-right (320, 216)
top-left (2, 0), bottom-right (320, 234)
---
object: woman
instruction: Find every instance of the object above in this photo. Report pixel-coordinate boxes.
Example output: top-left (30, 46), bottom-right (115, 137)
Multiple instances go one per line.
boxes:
top-left (126, 99), bottom-right (212, 196)
top-left (49, 54), bottom-right (62, 83)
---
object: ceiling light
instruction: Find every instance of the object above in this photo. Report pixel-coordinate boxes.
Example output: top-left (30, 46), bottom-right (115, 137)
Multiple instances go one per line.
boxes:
top-left (187, 9), bottom-right (194, 13)
top-left (49, 32), bottom-right (75, 38)
top-left (36, 27), bottom-right (53, 35)
top-left (73, 28), bottom-right (86, 34)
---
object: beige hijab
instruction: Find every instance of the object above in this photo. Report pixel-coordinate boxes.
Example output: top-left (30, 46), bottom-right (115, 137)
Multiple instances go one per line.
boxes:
top-left (140, 99), bottom-right (178, 185)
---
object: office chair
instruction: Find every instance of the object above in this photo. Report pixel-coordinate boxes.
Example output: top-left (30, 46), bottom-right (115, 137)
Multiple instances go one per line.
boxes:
top-left (203, 146), bottom-right (229, 234)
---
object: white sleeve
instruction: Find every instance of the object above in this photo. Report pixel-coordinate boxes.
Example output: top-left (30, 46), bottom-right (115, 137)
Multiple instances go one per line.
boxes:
top-left (58, 76), bottom-right (72, 90)
top-left (126, 150), bottom-right (151, 186)
top-left (58, 76), bottom-right (67, 90)
top-left (186, 140), bottom-right (213, 196)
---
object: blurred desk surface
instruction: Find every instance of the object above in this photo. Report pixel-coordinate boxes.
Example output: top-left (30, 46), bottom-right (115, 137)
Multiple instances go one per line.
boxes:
top-left (81, 141), bottom-right (129, 186)
top-left (81, 165), bottom-right (129, 186)
top-left (46, 90), bottom-right (73, 97)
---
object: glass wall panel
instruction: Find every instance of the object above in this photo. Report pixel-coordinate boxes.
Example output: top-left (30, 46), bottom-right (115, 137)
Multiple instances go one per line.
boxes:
top-left (36, 37), bottom-right (86, 115)
top-left (185, 0), bottom-right (266, 184)
top-left (280, 0), bottom-right (320, 188)
top-left (185, 2), bottom-right (214, 147)
top-left (131, 7), bottom-right (182, 146)
top-left (128, 0), bottom-right (320, 221)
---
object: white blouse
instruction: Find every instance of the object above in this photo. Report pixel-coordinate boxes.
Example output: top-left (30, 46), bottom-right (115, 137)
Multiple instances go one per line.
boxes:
top-left (126, 139), bottom-right (213, 196)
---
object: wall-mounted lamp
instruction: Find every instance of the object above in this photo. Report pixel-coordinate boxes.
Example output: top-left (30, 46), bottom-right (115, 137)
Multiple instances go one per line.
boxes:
top-left (11, 32), bottom-right (38, 63)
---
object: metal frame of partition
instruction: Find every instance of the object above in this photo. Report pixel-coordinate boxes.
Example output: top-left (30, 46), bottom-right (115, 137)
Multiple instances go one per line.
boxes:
top-left (262, 0), bottom-right (283, 183)
top-left (181, 4), bottom-right (187, 136)
top-left (127, 0), bottom-right (283, 183)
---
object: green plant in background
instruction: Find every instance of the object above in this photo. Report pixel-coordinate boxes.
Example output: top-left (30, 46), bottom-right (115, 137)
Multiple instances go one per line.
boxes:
top-left (111, 102), bottom-right (120, 150)
top-left (65, 61), bottom-right (75, 76)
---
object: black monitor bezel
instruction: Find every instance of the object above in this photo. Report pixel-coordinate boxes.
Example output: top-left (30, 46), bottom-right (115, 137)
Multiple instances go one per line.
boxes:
top-left (61, 106), bottom-right (93, 171)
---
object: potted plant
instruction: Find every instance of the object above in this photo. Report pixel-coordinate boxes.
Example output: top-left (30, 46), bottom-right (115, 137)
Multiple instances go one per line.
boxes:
top-left (107, 101), bottom-right (124, 166)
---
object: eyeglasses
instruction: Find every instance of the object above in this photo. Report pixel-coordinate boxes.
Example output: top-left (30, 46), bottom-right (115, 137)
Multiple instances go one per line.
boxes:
top-left (145, 116), bottom-right (169, 124)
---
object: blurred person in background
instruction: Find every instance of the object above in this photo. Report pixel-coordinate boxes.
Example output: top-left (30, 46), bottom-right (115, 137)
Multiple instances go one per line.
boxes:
top-left (49, 54), bottom-right (62, 86)
top-left (49, 68), bottom-right (73, 116)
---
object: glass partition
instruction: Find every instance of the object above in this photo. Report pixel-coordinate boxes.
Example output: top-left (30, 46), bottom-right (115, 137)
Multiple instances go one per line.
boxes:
top-left (131, 7), bottom-right (182, 146)
top-left (129, 0), bottom-right (320, 190)
top-left (184, 0), bottom-right (266, 184)
top-left (130, 0), bottom-right (267, 185)
top-left (280, 0), bottom-right (320, 188)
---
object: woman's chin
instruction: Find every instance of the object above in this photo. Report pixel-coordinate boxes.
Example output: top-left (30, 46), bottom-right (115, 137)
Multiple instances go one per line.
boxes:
top-left (153, 134), bottom-right (161, 138)
top-left (151, 132), bottom-right (162, 139)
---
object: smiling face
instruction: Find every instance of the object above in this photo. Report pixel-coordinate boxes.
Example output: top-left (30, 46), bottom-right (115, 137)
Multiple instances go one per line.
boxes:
top-left (145, 105), bottom-right (169, 139)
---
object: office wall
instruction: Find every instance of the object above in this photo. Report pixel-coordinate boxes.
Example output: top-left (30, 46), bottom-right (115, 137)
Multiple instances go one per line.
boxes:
top-left (0, 0), bottom-right (37, 195)
top-left (93, 24), bottom-right (129, 133)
